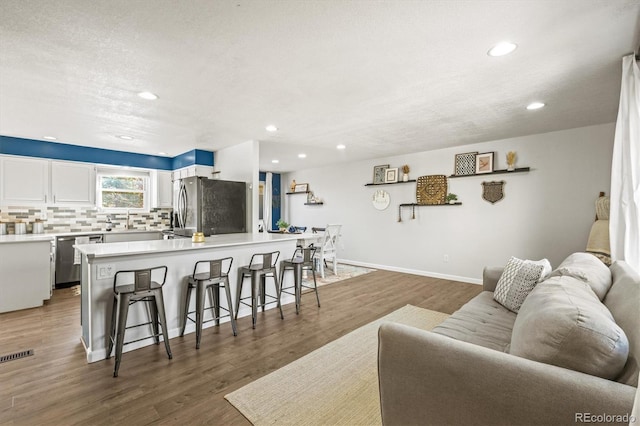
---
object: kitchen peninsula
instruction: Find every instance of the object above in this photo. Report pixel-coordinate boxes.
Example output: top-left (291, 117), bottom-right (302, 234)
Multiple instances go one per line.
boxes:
top-left (75, 233), bottom-right (300, 363)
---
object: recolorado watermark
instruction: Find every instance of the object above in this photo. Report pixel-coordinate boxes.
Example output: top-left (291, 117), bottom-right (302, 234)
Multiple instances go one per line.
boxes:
top-left (575, 413), bottom-right (636, 423)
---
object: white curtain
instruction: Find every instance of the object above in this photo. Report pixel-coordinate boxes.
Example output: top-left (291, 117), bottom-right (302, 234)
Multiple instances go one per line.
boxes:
top-left (263, 172), bottom-right (273, 231)
top-left (610, 54), bottom-right (640, 273)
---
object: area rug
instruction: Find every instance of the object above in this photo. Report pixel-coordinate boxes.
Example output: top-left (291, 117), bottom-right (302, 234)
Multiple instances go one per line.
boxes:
top-left (224, 305), bottom-right (449, 425)
top-left (301, 263), bottom-right (375, 288)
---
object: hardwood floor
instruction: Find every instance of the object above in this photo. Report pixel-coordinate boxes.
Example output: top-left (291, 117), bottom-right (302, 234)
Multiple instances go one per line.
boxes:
top-left (0, 270), bottom-right (481, 425)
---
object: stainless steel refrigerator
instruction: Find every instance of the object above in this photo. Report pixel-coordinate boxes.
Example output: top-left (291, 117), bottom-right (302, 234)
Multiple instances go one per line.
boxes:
top-left (175, 176), bottom-right (247, 236)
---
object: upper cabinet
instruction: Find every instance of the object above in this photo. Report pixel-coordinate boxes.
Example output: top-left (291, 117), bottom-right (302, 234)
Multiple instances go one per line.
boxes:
top-left (0, 156), bottom-right (95, 206)
top-left (152, 170), bottom-right (173, 208)
top-left (51, 161), bottom-right (95, 204)
top-left (172, 165), bottom-right (214, 181)
top-left (0, 156), bottom-right (49, 205)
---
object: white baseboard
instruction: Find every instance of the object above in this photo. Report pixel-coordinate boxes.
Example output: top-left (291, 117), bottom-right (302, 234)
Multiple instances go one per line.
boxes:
top-left (338, 258), bottom-right (482, 285)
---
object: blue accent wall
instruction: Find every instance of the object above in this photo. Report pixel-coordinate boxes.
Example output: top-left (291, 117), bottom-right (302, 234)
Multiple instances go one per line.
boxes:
top-left (171, 149), bottom-right (214, 169)
top-left (0, 135), bottom-right (214, 171)
top-left (272, 173), bottom-right (281, 230)
top-left (259, 171), bottom-right (281, 230)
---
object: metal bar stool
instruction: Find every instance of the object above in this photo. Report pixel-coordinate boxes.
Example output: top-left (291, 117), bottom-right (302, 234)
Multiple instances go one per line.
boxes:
top-left (235, 251), bottom-right (283, 328)
top-left (107, 266), bottom-right (172, 377)
top-left (279, 246), bottom-right (320, 314)
top-left (180, 257), bottom-right (237, 349)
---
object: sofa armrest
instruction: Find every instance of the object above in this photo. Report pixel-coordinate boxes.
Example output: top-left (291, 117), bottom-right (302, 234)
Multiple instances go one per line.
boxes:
top-left (378, 322), bottom-right (636, 426)
top-left (483, 266), bottom-right (504, 292)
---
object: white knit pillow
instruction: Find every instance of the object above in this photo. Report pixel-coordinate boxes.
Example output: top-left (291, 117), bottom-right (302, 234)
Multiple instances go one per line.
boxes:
top-left (494, 257), bottom-right (551, 312)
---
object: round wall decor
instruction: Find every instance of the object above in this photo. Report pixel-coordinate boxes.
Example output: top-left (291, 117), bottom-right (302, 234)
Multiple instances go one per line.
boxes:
top-left (372, 190), bottom-right (390, 210)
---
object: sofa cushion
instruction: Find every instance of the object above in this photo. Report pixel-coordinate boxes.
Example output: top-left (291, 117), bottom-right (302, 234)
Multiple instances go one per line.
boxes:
top-left (510, 275), bottom-right (629, 380)
top-left (549, 252), bottom-right (612, 300)
top-left (604, 261), bottom-right (640, 386)
top-left (493, 257), bottom-right (551, 312)
top-left (432, 291), bottom-right (516, 352)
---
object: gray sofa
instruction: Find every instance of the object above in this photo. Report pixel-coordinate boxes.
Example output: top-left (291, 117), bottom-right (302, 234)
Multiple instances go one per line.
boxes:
top-left (378, 253), bottom-right (639, 426)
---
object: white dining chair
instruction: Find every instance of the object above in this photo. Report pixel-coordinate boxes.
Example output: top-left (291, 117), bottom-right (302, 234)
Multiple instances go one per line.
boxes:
top-left (314, 224), bottom-right (341, 279)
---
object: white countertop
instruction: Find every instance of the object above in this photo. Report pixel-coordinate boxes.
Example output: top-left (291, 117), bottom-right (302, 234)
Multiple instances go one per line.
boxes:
top-left (74, 232), bottom-right (301, 259)
top-left (0, 234), bottom-right (56, 244)
top-left (0, 229), bottom-right (165, 244)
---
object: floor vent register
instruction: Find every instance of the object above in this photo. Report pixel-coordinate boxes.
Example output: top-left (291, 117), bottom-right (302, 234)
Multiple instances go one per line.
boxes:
top-left (0, 349), bottom-right (34, 363)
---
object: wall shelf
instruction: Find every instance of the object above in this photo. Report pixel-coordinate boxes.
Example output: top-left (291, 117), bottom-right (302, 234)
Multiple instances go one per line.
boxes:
top-left (364, 180), bottom-right (416, 187)
top-left (399, 202), bottom-right (462, 207)
top-left (398, 202), bottom-right (462, 222)
top-left (448, 167), bottom-right (530, 178)
top-left (304, 202), bottom-right (324, 205)
top-left (286, 191), bottom-right (310, 195)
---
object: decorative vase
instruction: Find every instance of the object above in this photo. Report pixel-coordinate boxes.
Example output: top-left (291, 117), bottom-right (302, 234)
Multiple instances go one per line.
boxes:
top-left (403, 173), bottom-right (409, 182)
top-left (507, 165), bottom-right (515, 171)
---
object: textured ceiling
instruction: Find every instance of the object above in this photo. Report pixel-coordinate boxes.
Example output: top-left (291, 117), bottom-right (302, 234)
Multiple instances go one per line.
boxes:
top-left (0, 0), bottom-right (639, 172)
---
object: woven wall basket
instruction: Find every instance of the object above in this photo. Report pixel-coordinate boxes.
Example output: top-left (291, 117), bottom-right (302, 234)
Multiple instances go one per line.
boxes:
top-left (416, 175), bottom-right (448, 205)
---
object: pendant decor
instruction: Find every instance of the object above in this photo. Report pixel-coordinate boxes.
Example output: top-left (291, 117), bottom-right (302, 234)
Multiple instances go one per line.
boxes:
top-left (481, 180), bottom-right (505, 204)
top-left (416, 175), bottom-right (447, 205)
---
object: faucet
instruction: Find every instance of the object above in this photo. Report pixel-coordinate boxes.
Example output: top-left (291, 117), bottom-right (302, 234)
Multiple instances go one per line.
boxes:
top-left (126, 210), bottom-right (130, 230)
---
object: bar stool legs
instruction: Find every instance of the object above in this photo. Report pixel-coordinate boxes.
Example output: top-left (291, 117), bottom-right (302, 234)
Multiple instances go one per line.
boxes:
top-left (279, 246), bottom-right (320, 315)
top-left (235, 251), bottom-right (283, 329)
top-left (106, 266), bottom-right (172, 378)
top-left (180, 258), bottom-right (237, 349)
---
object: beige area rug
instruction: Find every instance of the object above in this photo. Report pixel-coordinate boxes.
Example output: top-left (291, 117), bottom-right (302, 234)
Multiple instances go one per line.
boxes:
top-left (301, 263), bottom-right (375, 288)
top-left (225, 305), bottom-right (449, 426)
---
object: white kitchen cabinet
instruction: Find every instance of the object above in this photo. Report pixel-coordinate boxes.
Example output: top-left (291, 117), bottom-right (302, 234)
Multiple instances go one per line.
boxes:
top-left (0, 239), bottom-right (52, 313)
top-left (157, 171), bottom-right (173, 208)
top-left (0, 156), bottom-right (50, 205)
top-left (51, 161), bottom-right (95, 205)
top-left (172, 165), bottom-right (214, 181)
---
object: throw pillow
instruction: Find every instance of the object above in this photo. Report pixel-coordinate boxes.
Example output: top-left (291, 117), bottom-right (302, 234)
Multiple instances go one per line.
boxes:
top-left (549, 252), bottom-right (612, 301)
top-left (510, 275), bottom-right (629, 380)
top-left (493, 257), bottom-right (550, 313)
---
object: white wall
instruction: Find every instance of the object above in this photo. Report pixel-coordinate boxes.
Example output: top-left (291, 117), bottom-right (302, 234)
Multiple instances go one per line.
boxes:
top-left (283, 123), bottom-right (615, 283)
top-left (214, 140), bottom-right (260, 233)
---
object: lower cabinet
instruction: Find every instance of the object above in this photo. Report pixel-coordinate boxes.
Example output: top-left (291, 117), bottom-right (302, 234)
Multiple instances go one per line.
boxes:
top-left (0, 240), bottom-right (52, 313)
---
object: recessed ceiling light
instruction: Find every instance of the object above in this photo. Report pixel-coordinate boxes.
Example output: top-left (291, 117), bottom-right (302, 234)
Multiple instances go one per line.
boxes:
top-left (266, 125), bottom-right (278, 132)
top-left (43, 136), bottom-right (57, 141)
top-left (526, 102), bottom-right (545, 110)
top-left (158, 151), bottom-right (168, 156)
top-left (298, 153), bottom-right (306, 158)
top-left (487, 42), bottom-right (517, 57)
top-left (138, 91), bottom-right (158, 100)
top-left (336, 144), bottom-right (346, 150)
top-left (272, 159), bottom-right (279, 163)
top-left (117, 135), bottom-right (134, 140)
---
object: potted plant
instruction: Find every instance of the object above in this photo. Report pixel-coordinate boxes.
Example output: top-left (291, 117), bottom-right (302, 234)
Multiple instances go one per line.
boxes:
top-left (276, 218), bottom-right (289, 231)
top-left (402, 164), bottom-right (410, 182)
top-left (445, 193), bottom-right (458, 204)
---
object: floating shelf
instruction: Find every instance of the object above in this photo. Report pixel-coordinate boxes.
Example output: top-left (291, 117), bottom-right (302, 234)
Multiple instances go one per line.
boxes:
top-left (304, 202), bottom-right (324, 205)
top-left (399, 202), bottom-right (462, 207)
top-left (448, 167), bottom-right (530, 178)
top-left (286, 191), bottom-right (310, 195)
top-left (398, 202), bottom-right (462, 222)
top-left (364, 180), bottom-right (416, 187)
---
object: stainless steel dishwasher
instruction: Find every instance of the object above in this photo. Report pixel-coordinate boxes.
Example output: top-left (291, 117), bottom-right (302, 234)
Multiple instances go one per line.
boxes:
top-left (55, 234), bottom-right (103, 286)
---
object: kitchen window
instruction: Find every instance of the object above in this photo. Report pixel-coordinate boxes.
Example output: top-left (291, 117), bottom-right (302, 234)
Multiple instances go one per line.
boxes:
top-left (96, 168), bottom-right (150, 211)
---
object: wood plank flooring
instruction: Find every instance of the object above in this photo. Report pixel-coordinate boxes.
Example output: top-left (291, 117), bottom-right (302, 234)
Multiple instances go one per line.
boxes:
top-left (0, 270), bottom-right (481, 425)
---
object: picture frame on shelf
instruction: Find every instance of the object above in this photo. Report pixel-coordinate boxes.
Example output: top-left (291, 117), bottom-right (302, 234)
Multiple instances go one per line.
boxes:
top-left (475, 152), bottom-right (494, 174)
top-left (384, 167), bottom-right (399, 183)
top-left (454, 151), bottom-right (478, 176)
top-left (373, 164), bottom-right (390, 184)
top-left (294, 183), bottom-right (309, 193)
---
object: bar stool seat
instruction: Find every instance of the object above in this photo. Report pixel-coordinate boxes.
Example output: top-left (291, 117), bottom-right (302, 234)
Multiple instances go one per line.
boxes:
top-left (180, 257), bottom-right (237, 349)
top-left (107, 266), bottom-right (172, 377)
top-left (279, 246), bottom-right (320, 314)
top-left (235, 251), bottom-right (283, 328)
